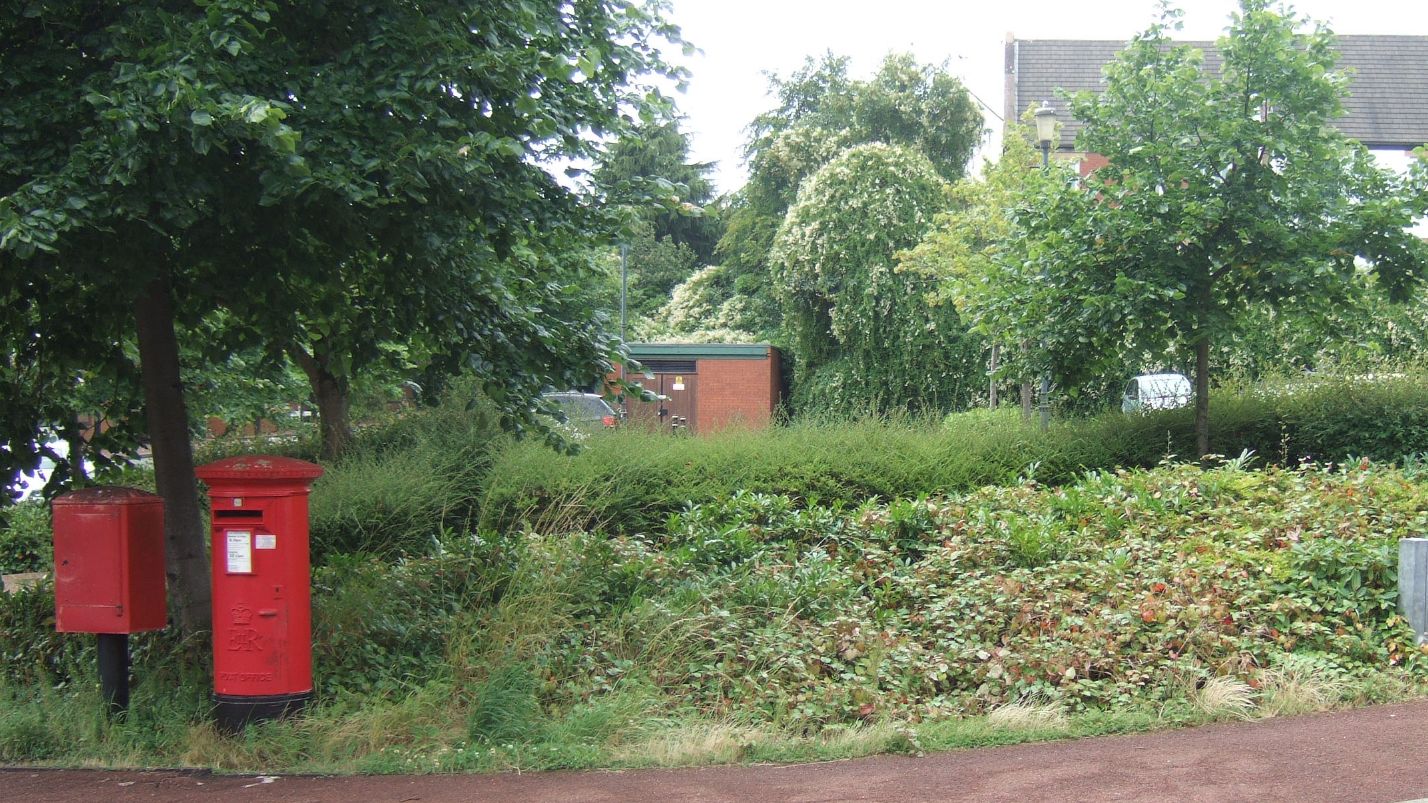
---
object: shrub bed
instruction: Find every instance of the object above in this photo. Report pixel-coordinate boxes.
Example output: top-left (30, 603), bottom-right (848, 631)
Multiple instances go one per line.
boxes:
top-left (3, 459), bottom-right (1424, 771)
top-left (480, 374), bottom-right (1428, 535)
top-left (571, 460), bottom-right (1427, 725)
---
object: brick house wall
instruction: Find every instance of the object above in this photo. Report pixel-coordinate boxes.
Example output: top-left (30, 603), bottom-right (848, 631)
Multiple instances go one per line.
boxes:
top-left (694, 351), bottom-right (781, 432)
top-left (623, 343), bottom-right (782, 434)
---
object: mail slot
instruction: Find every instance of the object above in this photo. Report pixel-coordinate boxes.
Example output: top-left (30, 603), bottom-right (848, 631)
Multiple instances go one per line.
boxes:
top-left (195, 455), bottom-right (323, 732)
top-left (52, 487), bottom-right (166, 634)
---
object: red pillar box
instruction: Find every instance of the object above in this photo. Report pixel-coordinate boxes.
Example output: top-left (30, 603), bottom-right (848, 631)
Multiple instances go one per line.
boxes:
top-left (195, 455), bottom-right (323, 732)
top-left (53, 487), bottom-right (167, 633)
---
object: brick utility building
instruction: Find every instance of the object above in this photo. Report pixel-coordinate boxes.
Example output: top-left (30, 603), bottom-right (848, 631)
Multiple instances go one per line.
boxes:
top-left (619, 343), bottom-right (782, 435)
top-left (1004, 34), bottom-right (1428, 169)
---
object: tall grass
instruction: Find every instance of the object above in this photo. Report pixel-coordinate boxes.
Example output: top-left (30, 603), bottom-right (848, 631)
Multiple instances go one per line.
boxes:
top-left (307, 391), bottom-right (505, 562)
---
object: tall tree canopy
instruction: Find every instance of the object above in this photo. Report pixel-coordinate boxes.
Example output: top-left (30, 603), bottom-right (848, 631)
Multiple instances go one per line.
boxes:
top-left (0, 0), bottom-right (684, 631)
top-left (985, 0), bottom-right (1428, 455)
top-left (712, 52), bottom-right (986, 358)
top-left (593, 116), bottom-right (721, 264)
top-left (899, 114), bottom-right (1065, 410)
top-left (771, 143), bottom-right (975, 413)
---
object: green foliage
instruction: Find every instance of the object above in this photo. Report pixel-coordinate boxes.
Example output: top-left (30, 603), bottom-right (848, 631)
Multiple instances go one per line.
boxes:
top-left (0, 0), bottom-right (687, 484)
top-left (0, 501), bottom-right (50, 574)
top-left (593, 117), bottom-right (722, 264)
top-left (644, 263), bottom-right (780, 343)
top-left (1215, 283), bottom-right (1428, 377)
top-left (583, 462), bottom-right (1426, 726)
top-left (3, 432), bottom-right (1428, 770)
top-left (901, 109), bottom-right (1070, 405)
top-left (312, 537), bottom-right (503, 697)
top-left (465, 662), bottom-right (544, 745)
top-left (709, 52), bottom-right (985, 375)
top-left (307, 387), bottom-right (505, 563)
top-left (591, 218), bottom-right (702, 325)
top-left (992, 1), bottom-right (1428, 452)
top-left (0, 696), bottom-right (61, 761)
top-left (772, 143), bottom-right (978, 413)
top-left (481, 373), bottom-right (1428, 535)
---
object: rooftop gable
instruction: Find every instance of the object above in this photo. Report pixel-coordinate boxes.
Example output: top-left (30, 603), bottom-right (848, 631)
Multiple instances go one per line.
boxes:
top-left (1007, 35), bottom-right (1428, 150)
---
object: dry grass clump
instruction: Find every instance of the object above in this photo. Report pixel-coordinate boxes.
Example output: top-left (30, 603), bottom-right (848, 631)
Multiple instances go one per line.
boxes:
top-left (1192, 676), bottom-right (1256, 719)
top-left (986, 700), bottom-right (1071, 732)
top-left (610, 722), bottom-right (770, 767)
top-left (1257, 664), bottom-right (1346, 717)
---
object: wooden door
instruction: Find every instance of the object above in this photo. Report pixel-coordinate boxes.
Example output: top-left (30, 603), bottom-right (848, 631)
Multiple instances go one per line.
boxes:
top-left (662, 371), bottom-right (697, 434)
top-left (622, 362), bottom-right (698, 434)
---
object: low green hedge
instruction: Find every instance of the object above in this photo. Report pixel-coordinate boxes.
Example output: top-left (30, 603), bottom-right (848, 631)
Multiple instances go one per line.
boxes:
top-left (306, 391), bottom-right (506, 564)
top-left (479, 374), bottom-right (1428, 535)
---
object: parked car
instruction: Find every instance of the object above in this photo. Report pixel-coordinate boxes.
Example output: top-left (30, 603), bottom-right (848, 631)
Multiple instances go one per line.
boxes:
top-left (12, 436), bottom-right (94, 502)
top-left (1121, 373), bottom-right (1193, 413)
top-left (541, 392), bottom-right (619, 430)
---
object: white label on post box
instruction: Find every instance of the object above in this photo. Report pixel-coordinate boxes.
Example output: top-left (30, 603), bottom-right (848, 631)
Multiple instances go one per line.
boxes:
top-left (254, 533), bottom-right (277, 550)
top-left (226, 531), bottom-right (253, 574)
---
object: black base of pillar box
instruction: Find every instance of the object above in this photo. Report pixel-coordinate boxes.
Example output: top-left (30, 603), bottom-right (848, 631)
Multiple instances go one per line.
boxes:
top-left (97, 633), bottom-right (130, 718)
top-left (213, 691), bottom-right (311, 733)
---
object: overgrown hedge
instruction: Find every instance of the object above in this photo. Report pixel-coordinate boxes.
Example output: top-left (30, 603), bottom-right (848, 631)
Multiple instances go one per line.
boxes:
top-left (305, 392), bottom-right (505, 563)
top-left (479, 374), bottom-right (1428, 535)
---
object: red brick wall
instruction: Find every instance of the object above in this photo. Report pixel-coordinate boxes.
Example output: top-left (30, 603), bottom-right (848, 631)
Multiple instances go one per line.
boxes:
top-left (1078, 152), bottom-right (1110, 176)
top-left (696, 352), bottom-right (779, 432)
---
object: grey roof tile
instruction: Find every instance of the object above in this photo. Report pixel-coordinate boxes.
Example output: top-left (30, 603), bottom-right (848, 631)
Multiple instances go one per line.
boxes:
top-left (1011, 35), bottom-right (1428, 149)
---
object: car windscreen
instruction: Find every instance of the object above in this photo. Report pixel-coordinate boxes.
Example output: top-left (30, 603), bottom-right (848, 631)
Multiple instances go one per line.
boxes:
top-left (551, 396), bottom-right (613, 420)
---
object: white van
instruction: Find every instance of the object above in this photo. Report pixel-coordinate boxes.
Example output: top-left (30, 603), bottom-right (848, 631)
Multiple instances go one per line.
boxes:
top-left (1121, 373), bottom-right (1193, 413)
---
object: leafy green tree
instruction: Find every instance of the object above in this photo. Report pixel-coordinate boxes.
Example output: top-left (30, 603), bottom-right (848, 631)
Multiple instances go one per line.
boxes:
top-left (899, 115), bottom-right (1065, 410)
top-left (621, 219), bottom-right (701, 320)
top-left (0, 1), bottom-right (682, 631)
top-left (593, 117), bottom-right (721, 263)
top-left (715, 52), bottom-right (985, 377)
top-left (771, 143), bottom-right (976, 413)
top-left (992, 1), bottom-right (1428, 455)
top-left (583, 218), bottom-right (700, 331)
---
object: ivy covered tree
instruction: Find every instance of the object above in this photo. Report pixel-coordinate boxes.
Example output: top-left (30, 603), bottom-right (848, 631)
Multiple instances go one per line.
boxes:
top-left (0, 1), bottom-right (683, 632)
top-left (988, 0), bottom-right (1428, 455)
top-left (643, 262), bottom-right (781, 343)
top-left (771, 143), bottom-right (977, 413)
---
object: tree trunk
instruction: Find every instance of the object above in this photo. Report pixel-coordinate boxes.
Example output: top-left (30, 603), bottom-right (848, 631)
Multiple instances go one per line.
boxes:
top-left (1194, 336), bottom-right (1211, 460)
top-left (134, 278), bottom-right (212, 636)
top-left (290, 345), bottom-right (353, 462)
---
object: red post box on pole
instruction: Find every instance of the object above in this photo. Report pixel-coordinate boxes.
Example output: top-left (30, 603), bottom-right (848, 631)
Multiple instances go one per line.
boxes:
top-left (195, 455), bottom-right (323, 732)
top-left (52, 487), bottom-right (167, 715)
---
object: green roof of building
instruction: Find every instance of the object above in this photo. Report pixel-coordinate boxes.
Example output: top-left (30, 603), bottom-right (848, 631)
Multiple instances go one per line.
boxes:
top-left (627, 343), bottom-right (775, 360)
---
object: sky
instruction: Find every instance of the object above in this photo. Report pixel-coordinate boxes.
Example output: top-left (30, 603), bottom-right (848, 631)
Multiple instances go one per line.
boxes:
top-left (665, 0), bottom-right (1428, 195)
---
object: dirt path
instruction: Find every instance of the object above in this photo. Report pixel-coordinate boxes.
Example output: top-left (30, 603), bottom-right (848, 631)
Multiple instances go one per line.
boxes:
top-left (7, 700), bottom-right (1428, 802)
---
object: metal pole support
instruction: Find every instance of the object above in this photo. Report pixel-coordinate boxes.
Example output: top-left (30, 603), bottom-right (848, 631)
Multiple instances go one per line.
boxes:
top-left (1399, 538), bottom-right (1428, 645)
top-left (97, 632), bottom-right (130, 717)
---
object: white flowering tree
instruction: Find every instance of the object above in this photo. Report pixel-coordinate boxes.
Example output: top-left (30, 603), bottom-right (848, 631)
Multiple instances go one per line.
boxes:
top-left (771, 143), bottom-right (980, 412)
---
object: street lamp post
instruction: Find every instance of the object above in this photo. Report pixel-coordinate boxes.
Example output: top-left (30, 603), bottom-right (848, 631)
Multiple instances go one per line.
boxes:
top-left (618, 241), bottom-right (629, 418)
top-left (619, 241), bottom-right (629, 342)
top-left (1033, 101), bottom-right (1057, 433)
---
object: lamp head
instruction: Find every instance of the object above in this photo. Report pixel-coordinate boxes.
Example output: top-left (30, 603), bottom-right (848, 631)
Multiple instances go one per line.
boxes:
top-left (1034, 101), bottom-right (1057, 150)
